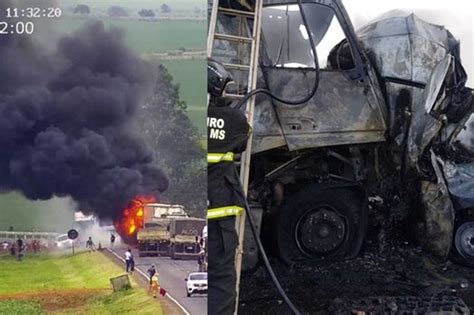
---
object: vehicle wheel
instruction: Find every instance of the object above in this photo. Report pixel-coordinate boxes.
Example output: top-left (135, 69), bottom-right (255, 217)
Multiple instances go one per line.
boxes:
top-left (187, 291), bottom-right (191, 297)
top-left (276, 185), bottom-right (367, 264)
top-left (170, 246), bottom-right (176, 260)
top-left (450, 214), bottom-right (474, 267)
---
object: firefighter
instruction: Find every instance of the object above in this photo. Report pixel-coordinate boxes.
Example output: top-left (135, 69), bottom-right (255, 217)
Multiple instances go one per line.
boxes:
top-left (150, 272), bottom-right (160, 298)
top-left (207, 58), bottom-right (250, 315)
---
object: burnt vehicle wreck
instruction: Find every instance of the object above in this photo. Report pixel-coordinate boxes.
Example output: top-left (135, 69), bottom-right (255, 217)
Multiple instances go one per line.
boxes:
top-left (212, 0), bottom-right (474, 269)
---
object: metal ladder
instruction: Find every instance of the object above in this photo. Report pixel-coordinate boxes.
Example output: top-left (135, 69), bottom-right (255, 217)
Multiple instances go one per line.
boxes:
top-left (207, 1), bottom-right (263, 313)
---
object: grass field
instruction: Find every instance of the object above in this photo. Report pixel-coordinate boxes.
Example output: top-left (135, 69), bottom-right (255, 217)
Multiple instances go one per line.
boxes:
top-left (161, 59), bottom-right (206, 134)
top-left (0, 301), bottom-right (43, 315)
top-left (0, 193), bottom-right (72, 233)
top-left (49, 19), bottom-right (206, 54)
top-left (0, 252), bottom-right (162, 314)
top-left (59, 0), bottom-right (205, 12)
top-left (40, 18), bottom-right (207, 133)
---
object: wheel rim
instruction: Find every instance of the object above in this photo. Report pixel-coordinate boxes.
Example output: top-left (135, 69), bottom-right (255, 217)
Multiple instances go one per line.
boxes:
top-left (454, 221), bottom-right (474, 259)
top-left (294, 205), bottom-right (347, 257)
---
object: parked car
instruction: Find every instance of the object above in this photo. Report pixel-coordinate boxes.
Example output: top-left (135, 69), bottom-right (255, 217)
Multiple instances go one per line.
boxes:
top-left (184, 272), bottom-right (207, 297)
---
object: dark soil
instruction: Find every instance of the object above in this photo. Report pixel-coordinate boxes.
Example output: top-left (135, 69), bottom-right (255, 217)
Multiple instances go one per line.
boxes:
top-left (0, 288), bottom-right (109, 311)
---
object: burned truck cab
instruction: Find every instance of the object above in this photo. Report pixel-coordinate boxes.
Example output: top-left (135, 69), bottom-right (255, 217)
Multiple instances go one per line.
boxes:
top-left (253, 0), bottom-right (387, 153)
top-left (243, 0), bottom-right (389, 264)
top-left (212, 0), bottom-right (474, 267)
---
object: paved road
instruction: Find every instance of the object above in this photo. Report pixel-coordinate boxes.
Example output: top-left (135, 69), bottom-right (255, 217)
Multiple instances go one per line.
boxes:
top-left (112, 247), bottom-right (207, 315)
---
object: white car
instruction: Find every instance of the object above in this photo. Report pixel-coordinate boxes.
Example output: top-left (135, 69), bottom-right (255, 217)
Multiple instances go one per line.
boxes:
top-left (54, 234), bottom-right (73, 249)
top-left (185, 272), bottom-right (207, 297)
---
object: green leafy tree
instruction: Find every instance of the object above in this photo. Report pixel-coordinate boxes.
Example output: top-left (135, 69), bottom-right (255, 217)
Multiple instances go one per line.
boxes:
top-left (139, 64), bottom-right (206, 217)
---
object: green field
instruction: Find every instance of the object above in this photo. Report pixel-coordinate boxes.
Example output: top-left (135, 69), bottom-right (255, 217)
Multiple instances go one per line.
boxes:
top-left (48, 18), bottom-right (206, 54)
top-left (162, 59), bottom-right (206, 133)
top-left (0, 252), bottom-right (162, 314)
top-left (0, 301), bottom-right (43, 315)
top-left (38, 17), bottom-right (207, 133)
top-left (0, 193), bottom-right (72, 233)
top-left (59, 0), bottom-right (205, 12)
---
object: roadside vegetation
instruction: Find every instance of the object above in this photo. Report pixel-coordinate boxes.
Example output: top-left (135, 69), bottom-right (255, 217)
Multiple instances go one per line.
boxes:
top-left (0, 252), bottom-right (162, 314)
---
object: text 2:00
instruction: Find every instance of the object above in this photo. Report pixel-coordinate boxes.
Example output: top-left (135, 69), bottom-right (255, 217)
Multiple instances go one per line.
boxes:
top-left (0, 22), bottom-right (34, 34)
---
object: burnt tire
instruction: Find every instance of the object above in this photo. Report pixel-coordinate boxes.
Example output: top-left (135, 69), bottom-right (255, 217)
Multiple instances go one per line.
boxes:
top-left (276, 185), bottom-right (368, 264)
top-left (450, 213), bottom-right (474, 267)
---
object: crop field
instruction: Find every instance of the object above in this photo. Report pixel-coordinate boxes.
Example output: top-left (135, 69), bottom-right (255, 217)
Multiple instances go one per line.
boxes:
top-left (0, 193), bottom-right (72, 233)
top-left (0, 252), bottom-right (162, 314)
top-left (43, 17), bottom-right (207, 133)
top-left (161, 59), bottom-right (207, 134)
top-left (52, 19), bottom-right (206, 54)
top-left (59, 0), bottom-right (205, 12)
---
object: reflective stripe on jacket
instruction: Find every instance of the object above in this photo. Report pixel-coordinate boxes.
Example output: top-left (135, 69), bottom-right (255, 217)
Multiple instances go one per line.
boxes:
top-left (207, 152), bottom-right (234, 163)
top-left (207, 106), bottom-right (250, 220)
top-left (208, 205), bottom-right (244, 220)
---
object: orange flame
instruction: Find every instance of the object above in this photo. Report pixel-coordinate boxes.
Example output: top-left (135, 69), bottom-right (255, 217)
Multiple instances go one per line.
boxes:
top-left (115, 195), bottom-right (156, 238)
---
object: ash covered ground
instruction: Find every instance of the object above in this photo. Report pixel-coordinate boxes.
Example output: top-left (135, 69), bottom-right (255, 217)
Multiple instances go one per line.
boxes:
top-left (239, 184), bottom-right (474, 314)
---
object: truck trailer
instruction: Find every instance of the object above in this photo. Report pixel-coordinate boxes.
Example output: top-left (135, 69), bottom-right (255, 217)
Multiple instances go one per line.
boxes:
top-left (136, 203), bottom-right (188, 257)
top-left (169, 217), bottom-right (207, 260)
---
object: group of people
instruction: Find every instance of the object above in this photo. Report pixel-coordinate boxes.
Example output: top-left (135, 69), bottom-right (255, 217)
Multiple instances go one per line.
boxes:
top-left (4, 238), bottom-right (42, 261)
top-left (124, 249), bottom-right (163, 298)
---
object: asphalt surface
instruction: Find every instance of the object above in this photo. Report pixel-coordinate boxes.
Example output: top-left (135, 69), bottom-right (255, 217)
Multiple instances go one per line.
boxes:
top-left (112, 247), bottom-right (207, 315)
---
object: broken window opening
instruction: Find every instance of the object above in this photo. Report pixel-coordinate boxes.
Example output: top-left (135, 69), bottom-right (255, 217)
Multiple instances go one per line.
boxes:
top-left (261, 3), bottom-right (356, 71)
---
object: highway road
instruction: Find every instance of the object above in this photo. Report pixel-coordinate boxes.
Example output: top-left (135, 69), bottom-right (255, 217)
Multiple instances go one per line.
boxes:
top-left (112, 247), bottom-right (207, 315)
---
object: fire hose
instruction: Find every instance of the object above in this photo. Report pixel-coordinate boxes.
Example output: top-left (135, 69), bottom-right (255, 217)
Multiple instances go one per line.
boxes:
top-left (233, 167), bottom-right (302, 315)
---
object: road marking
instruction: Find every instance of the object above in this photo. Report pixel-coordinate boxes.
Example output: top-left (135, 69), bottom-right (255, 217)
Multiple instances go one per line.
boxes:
top-left (106, 248), bottom-right (191, 315)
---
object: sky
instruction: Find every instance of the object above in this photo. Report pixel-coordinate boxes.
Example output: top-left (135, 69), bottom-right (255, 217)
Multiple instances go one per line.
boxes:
top-left (343, 0), bottom-right (474, 86)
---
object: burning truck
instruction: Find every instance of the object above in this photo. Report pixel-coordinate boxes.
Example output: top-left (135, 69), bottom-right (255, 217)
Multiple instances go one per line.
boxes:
top-left (211, 0), bottom-right (474, 269)
top-left (136, 203), bottom-right (188, 257)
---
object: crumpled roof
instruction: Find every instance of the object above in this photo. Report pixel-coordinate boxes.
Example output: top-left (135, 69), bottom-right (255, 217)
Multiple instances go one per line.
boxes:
top-left (357, 13), bottom-right (463, 85)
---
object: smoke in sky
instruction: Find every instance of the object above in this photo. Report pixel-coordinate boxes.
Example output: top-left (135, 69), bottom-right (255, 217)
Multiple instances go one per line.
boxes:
top-left (0, 1), bottom-right (169, 220)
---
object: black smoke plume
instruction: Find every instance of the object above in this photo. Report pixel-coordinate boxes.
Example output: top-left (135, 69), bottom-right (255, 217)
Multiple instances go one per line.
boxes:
top-left (0, 4), bottom-right (168, 220)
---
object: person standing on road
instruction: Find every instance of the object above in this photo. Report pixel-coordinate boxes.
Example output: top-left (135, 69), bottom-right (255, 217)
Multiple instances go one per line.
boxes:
top-left (125, 248), bottom-right (133, 272)
top-left (130, 252), bottom-right (135, 272)
top-left (147, 264), bottom-right (157, 291)
top-left (86, 237), bottom-right (95, 252)
top-left (110, 233), bottom-right (116, 248)
top-left (207, 58), bottom-right (251, 315)
top-left (147, 264), bottom-right (156, 282)
top-left (150, 272), bottom-right (160, 298)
